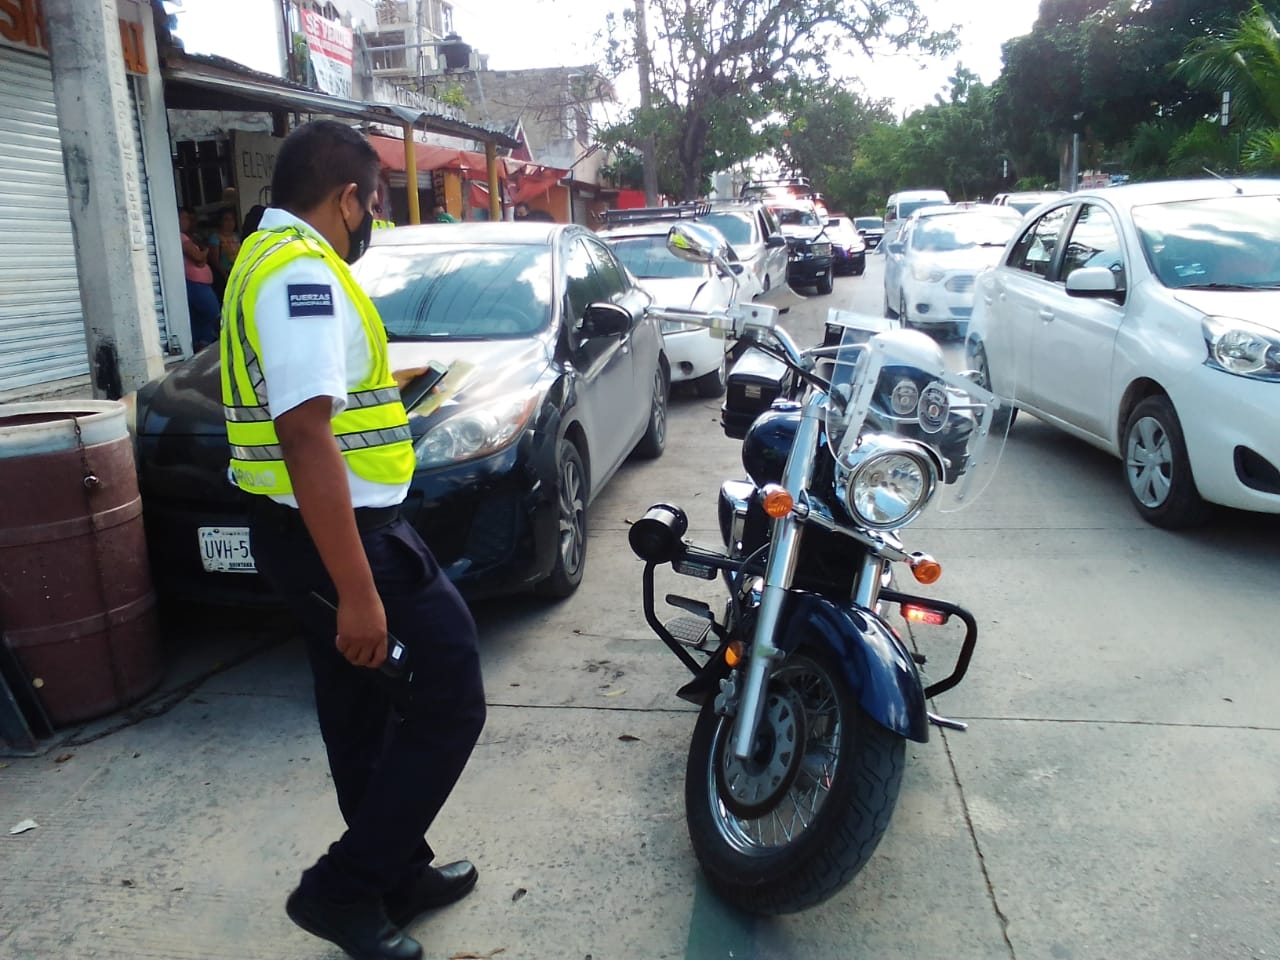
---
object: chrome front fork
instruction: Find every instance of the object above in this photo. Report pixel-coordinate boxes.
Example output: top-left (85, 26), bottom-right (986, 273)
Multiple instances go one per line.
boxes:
top-left (730, 393), bottom-right (825, 761)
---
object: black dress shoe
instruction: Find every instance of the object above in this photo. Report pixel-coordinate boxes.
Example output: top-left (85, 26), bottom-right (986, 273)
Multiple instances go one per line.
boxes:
top-left (384, 860), bottom-right (478, 928)
top-left (286, 887), bottom-right (423, 960)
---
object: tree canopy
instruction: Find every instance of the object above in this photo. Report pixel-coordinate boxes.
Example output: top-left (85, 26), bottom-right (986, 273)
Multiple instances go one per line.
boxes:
top-left (599, 0), bottom-right (954, 199)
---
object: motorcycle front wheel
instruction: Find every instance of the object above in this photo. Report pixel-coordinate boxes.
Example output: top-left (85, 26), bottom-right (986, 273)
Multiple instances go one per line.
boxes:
top-left (685, 644), bottom-right (905, 915)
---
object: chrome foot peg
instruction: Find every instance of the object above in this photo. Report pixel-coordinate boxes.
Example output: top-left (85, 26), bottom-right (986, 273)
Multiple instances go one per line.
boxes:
top-left (928, 711), bottom-right (968, 732)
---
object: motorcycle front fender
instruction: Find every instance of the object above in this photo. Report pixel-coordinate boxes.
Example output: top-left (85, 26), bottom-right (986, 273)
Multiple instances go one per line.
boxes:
top-left (779, 592), bottom-right (929, 743)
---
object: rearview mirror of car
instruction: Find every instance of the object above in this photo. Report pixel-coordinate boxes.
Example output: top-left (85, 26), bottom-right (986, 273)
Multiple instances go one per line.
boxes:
top-left (579, 301), bottom-right (633, 338)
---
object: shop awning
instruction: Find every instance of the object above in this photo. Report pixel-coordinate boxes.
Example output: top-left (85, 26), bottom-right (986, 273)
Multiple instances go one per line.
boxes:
top-left (367, 135), bottom-right (509, 178)
top-left (508, 165), bottom-right (570, 205)
top-left (161, 52), bottom-right (520, 149)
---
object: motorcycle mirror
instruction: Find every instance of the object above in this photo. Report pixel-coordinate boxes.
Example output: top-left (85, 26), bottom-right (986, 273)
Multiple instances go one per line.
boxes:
top-left (667, 222), bottom-right (726, 265)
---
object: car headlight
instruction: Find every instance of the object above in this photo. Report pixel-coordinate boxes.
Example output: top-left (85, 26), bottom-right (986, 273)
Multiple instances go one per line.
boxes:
top-left (1202, 316), bottom-right (1280, 381)
top-left (813, 242), bottom-right (832, 258)
top-left (414, 390), bottom-right (539, 469)
top-left (840, 435), bottom-right (940, 530)
top-left (911, 262), bottom-right (945, 283)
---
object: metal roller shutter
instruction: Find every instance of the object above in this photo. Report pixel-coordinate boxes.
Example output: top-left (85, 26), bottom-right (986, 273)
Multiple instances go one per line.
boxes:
top-left (0, 47), bottom-right (88, 392)
top-left (128, 75), bottom-right (170, 352)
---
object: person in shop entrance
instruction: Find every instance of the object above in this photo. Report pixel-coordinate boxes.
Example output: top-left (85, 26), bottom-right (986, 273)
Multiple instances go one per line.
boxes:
top-left (431, 202), bottom-right (458, 223)
top-left (219, 119), bottom-right (486, 960)
top-left (179, 207), bottom-right (221, 351)
top-left (207, 207), bottom-right (242, 300)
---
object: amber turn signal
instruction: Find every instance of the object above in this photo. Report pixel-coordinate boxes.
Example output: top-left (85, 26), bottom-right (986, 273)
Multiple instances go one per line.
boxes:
top-left (724, 641), bottom-right (744, 667)
top-left (760, 484), bottom-right (794, 519)
top-left (909, 553), bottom-right (943, 584)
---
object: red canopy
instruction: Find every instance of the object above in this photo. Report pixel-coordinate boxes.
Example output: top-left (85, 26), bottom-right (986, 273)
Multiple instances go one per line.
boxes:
top-left (368, 134), bottom-right (509, 179)
top-left (507, 164), bottom-right (567, 204)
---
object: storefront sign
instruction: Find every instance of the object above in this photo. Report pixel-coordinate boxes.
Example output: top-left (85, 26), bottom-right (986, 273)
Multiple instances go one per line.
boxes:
top-left (300, 10), bottom-right (352, 99)
top-left (233, 130), bottom-right (283, 219)
top-left (1, 0), bottom-right (148, 74)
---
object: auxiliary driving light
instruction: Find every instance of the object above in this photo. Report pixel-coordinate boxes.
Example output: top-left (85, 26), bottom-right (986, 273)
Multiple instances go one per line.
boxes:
top-left (628, 503), bottom-right (689, 563)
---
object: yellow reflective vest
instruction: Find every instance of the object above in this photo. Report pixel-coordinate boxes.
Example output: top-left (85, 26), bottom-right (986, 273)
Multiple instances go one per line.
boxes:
top-left (219, 226), bottom-right (415, 496)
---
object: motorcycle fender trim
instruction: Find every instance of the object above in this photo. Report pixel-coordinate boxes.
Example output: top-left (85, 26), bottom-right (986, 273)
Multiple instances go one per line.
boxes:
top-left (780, 592), bottom-right (929, 743)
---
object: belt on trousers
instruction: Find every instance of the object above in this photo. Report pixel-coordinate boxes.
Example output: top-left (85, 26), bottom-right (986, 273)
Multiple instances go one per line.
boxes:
top-left (247, 495), bottom-right (401, 533)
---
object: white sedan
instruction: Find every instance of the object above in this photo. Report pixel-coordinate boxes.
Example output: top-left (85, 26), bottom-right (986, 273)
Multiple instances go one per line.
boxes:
top-left (883, 206), bottom-right (1023, 337)
top-left (966, 178), bottom-right (1280, 527)
top-left (600, 219), bottom-right (734, 397)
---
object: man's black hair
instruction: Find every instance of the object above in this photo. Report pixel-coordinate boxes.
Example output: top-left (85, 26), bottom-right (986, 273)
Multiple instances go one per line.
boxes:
top-left (271, 119), bottom-right (380, 214)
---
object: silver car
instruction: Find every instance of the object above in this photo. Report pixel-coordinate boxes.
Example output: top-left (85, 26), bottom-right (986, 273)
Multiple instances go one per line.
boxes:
top-left (698, 200), bottom-right (790, 297)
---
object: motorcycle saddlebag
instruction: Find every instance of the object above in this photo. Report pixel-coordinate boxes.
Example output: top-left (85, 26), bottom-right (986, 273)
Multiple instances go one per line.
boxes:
top-left (721, 347), bottom-right (795, 440)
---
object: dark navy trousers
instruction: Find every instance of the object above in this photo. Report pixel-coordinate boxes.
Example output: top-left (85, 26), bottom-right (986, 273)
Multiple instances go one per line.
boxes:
top-left (249, 502), bottom-right (486, 902)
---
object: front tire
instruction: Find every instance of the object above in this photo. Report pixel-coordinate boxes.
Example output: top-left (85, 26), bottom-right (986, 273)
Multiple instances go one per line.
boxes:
top-left (536, 440), bottom-right (587, 598)
top-left (685, 645), bottom-right (905, 915)
top-left (1123, 395), bottom-right (1209, 528)
top-left (694, 354), bottom-right (727, 398)
top-left (815, 266), bottom-right (834, 296)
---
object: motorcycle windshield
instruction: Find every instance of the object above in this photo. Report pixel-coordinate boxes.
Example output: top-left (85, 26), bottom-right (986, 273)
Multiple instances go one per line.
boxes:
top-left (824, 326), bottom-right (1012, 517)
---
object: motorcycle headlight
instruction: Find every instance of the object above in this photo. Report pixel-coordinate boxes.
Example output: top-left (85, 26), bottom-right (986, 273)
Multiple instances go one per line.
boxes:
top-left (1202, 316), bottom-right (1280, 381)
top-left (414, 390), bottom-right (539, 468)
top-left (840, 435), bottom-right (940, 530)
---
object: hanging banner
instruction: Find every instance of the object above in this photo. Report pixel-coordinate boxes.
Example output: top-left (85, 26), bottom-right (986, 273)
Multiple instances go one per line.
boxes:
top-left (300, 10), bottom-right (352, 98)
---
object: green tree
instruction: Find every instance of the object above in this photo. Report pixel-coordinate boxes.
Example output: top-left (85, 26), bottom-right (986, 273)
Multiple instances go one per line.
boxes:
top-left (1176, 2), bottom-right (1280, 172)
top-left (601, 0), bottom-right (954, 199)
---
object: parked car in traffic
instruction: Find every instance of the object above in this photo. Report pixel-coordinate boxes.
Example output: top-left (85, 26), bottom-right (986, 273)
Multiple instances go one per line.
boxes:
top-left (698, 199), bottom-right (790, 296)
top-left (824, 215), bottom-right (867, 275)
top-left (767, 197), bottom-right (835, 294)
top-left (854, 215), bottom-right (885, 249)
top-left (883, 188), bottom-right (951, 237)
top-left (882, 205), bottom-right (1023, 335)
top-left (131, 222), bottom-right (669, 602)
top-left (991, 190), bottom-right (1068, 215)
top-left (966, 179), bottom-right (1280, 527)
top-left (599, 205), bottom-right (735, 397)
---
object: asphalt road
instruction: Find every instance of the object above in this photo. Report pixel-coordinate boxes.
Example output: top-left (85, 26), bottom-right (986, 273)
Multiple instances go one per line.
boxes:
top-left (2, 254), bottom-right (1277, 960)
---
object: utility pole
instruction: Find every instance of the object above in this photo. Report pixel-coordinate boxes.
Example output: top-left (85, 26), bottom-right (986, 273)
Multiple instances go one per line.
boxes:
top-left (633, 0), bottom-right (660, 205)
top-left (44, 0), bottom-right (164, 396)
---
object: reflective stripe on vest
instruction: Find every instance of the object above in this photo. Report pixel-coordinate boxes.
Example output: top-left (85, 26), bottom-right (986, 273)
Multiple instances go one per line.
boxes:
top-left (219, 225), bottom-right (415, 496)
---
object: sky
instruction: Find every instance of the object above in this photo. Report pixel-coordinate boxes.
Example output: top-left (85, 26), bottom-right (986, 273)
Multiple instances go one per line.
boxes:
top-left (174, 0), bottom-right (1043, 117)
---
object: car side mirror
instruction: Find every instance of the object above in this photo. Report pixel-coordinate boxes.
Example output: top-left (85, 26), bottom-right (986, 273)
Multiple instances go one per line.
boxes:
top-left (579, 301), bottom-right (632, 338)
top-left (1065, 266), bottom-right (1122, 299)
top-left (766, 234), bottom-right (787, 249)
top-left (886, 241), bottom-right (905, 254)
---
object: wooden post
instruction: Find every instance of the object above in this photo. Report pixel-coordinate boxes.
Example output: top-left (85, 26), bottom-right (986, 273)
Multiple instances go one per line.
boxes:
top-left (403, 124), bottom-right (421, 225)
top-left (486, 141), bottom-right (501, 221)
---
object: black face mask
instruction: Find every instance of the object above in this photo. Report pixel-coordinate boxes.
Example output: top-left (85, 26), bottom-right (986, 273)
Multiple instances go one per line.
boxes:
top-left (345, 207), bottom-right (374, 264)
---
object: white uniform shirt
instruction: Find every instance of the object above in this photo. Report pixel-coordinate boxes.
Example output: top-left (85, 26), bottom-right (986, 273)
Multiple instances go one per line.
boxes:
top-left (248, 208), bottom-right (409, 509)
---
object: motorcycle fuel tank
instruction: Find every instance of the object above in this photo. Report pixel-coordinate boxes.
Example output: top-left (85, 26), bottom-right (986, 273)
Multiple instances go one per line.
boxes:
top-left (741, 401), bottom-right (803, 488)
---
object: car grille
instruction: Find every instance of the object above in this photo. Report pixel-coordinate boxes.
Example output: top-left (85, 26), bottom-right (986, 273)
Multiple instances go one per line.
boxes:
top-left (945, 274), bottom-right (975, 293)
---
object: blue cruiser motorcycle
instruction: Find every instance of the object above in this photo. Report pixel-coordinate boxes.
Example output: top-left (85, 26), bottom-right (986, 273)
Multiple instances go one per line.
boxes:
top-left (630, 222), bottom-right (1010, 915)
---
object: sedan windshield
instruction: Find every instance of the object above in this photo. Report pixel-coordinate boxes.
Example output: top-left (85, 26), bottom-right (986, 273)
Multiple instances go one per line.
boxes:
top-left (1133, 196), bottom-right (1280, 289)
top-left (608, 235), bottom-right (706, 279)
top-left (698, 212), bottom-right (754, 247)
top-left (855, 217), bottom-right (884, 230)
top-left (911, 214), bottom-right (1019, 252)
top-left (771, 206), bottom-right (822, 228)
top-left (354, 244), bottom-right (553, 339)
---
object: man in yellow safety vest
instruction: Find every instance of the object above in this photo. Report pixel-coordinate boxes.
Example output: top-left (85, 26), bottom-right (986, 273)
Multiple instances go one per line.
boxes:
top-left (220, 119), bottom-right (485, 960)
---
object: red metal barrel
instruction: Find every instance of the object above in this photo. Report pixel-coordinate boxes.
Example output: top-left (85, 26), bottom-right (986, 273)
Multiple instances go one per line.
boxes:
top-left (0, 400), bottom-right (161, 727)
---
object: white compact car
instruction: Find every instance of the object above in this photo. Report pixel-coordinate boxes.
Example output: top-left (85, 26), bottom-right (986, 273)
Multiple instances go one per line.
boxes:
top-left (600, 215), bottom-right (735, 397)
top-left (966, 178), bottom-right (1280, 527)
top-left (883, 205), bottom-right (1023, 336)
